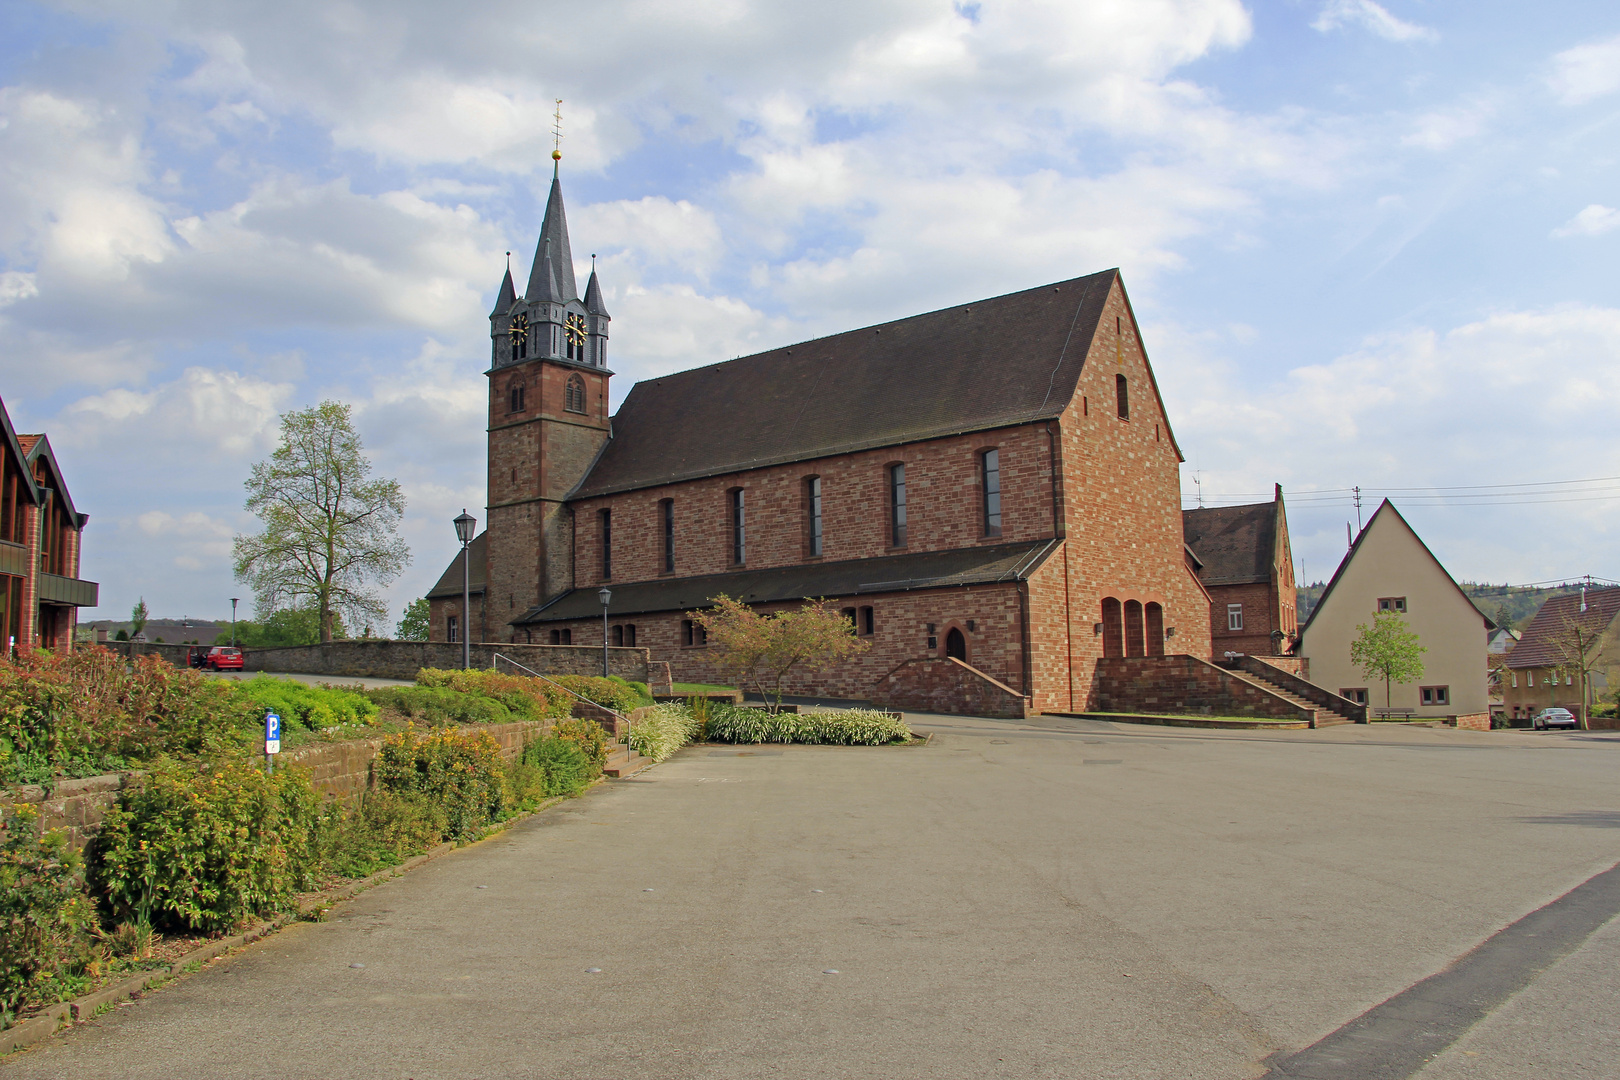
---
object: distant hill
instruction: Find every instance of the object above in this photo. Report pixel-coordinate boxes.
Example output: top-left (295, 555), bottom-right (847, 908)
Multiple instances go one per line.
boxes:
top-left (1296, 580), bottom-right (1587, 631)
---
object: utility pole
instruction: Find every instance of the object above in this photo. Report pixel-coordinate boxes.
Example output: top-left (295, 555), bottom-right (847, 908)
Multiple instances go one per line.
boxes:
top-left (1353, 486), bottom-right (1363, 531)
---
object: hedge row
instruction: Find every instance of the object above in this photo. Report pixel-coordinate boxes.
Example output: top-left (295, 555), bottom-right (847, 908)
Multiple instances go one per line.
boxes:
top-left (704, 705), bottom-right (912, 746)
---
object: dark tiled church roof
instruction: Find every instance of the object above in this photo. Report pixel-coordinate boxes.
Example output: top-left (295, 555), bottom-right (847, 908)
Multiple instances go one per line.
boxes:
top-left (1504, 586), bottom-right (1620, 669)
top-left (426, 532), bottom-right (487, 599)
top-left (515, 539), bottom-right (1058, 623)
top-left (1182, 502), bottom-right (1274, 587)
top-left (572, 270), bottom-right (1121, 498)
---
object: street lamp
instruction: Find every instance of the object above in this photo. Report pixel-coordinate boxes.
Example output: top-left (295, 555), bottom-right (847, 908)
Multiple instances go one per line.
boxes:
top-left (454, 510), bottom-right (477, 670)
top-left (230, 598), bottom-right (239, 647)
top-left (599, 586), bottom-right (612, 677)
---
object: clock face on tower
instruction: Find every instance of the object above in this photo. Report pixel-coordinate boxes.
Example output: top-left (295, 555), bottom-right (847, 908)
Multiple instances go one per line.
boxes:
top-left (565, 312), bottom-right (587, 348)
top-left (509, 312), bottom-right (529, 346)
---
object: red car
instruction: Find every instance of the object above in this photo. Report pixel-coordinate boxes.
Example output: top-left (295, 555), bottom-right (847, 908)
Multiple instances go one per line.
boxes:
top-left (198, 646), bottom-right (244, 671)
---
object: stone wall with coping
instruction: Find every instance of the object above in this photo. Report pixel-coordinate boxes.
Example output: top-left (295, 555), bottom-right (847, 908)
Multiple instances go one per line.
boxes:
top-left (239, 640), bottom-right (650, 682)
top-left (872, 656), bottom-right (1032, 719)
top-left (1091, 655), bottom-right (1314, 721)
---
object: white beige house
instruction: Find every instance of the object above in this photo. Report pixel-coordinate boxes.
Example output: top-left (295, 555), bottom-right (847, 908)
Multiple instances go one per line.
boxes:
top-left (1298, 500), bottom-right (1492, 729)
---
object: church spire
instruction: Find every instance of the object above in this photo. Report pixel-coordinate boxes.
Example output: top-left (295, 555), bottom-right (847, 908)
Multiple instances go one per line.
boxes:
top-left (584, 259), bottom-right (609, 318)
top-left (489, 258), bottom-right (517, 318)
top-left (525, 173), bottom-right (577, 302)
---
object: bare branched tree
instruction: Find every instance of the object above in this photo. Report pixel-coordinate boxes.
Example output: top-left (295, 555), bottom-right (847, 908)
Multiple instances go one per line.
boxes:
top-left (1543, 604), bottom-right (1620, 731)
top-left (233, 401), bottom-right (409, 643)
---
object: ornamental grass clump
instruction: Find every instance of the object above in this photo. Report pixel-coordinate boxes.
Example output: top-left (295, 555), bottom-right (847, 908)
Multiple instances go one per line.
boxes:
top-left (706, 705), bottom-right (911, 746)
top-left (0, 805), bottom-right (100, 1018)
top-left (374, 726), bottom-right (505, 842)
top-left (94, 756), bottom-right (325, 933)
top-left (626, 703), bottom-right (700, 763)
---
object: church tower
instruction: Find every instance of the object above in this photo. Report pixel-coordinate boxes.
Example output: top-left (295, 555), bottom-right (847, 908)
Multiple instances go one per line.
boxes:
top-left (483, 163), bottom-right (612, 637)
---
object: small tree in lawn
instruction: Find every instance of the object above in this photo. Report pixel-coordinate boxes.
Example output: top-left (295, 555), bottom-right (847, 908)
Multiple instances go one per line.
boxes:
top-left (692, 595), bottom-right (869, 713)
top-left (1350, 612), bottom-right (1426, 710)
top-left (233, 401), bottom-right (408, 643)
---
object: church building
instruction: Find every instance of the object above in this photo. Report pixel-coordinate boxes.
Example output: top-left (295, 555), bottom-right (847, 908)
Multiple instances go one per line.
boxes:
top-left (430, 167), bottom-right (1212, 716)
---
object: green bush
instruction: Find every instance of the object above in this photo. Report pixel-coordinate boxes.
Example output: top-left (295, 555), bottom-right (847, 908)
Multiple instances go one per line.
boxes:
top-left (316, 789), bottom-right (445, 879)
top-left (94, 756), bottom-right (325, 932)
top-left (627, 704), bottom-right (699, 763)
top-left (368, 686), bottom-right (513, 726)
top-left (546, 718), bottom-right (609, 777)
top-left (414, 668), bottom-right (570, 720)
top-left (521, 736), bottom-right (595, 797)
top-left (374, 727), bottom-right (505, 841)
top-left (706, 706), bottom-right (912, 746)
top-left (503, 760), bottom-right (548, 810)
top-left (0, 805), bottom-right (100, 1018)
top-left (234, 676), bottom-right (377, 733)
top-left (551, 675), bottom-right (642, 716)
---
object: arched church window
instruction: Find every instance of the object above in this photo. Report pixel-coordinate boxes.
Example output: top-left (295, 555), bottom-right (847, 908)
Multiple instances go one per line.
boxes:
top-left (565, 374), bottom-right (586, 414)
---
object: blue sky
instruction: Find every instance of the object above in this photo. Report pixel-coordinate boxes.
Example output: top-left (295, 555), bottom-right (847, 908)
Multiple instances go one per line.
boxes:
top-left (0, 0), bottom-right (1616, 625)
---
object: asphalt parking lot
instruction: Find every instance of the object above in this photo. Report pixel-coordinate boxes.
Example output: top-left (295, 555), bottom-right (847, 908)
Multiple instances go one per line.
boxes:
top-left (8, 715), bottom-right (1619, 1079)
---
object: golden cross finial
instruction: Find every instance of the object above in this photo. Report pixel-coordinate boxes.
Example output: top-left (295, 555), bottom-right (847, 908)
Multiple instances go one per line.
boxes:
top-left (551, 99), bottom-right (564, 162)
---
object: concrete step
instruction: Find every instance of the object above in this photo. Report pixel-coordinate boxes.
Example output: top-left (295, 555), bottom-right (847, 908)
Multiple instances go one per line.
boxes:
top-left (602, 745), bottom-right (651, 778)
top-left (1223, 667), bottom-right (1357, 726)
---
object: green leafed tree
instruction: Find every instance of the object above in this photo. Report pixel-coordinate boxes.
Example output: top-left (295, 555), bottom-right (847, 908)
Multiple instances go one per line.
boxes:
top-left (129, 598), bottom-right (148, 639)
top-left (395, 597), bottom-right (430, 641)
top-left (233, 401), bottom-right (409, 643)
top-left (1349, 612), bottom-right (1427, 709)
top-left (233, 606), bottom-right (348, 649)
top-left (692, 595), bottom-right (869, 713)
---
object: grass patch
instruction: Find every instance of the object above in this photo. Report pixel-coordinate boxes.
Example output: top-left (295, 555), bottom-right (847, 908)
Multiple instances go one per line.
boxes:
top-left (671, 683), bottom-right (737, 695)
top-left (1083, 711), bottom-right (1310, 724)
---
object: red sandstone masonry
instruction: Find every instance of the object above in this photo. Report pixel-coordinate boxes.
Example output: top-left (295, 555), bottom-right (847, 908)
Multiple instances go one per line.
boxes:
top-left (1092, 655), bottom-right (1314, 721)
top-left (873, 656), bottom-right (1031, 719)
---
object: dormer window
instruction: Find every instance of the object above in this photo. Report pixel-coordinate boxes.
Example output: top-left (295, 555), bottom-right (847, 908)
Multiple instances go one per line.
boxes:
top-left (565, 374), bottom-right (586, 414)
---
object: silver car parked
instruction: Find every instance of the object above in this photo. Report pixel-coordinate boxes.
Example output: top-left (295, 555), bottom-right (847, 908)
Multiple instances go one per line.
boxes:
top-left (1533, 708), bottom-right (1579, 731)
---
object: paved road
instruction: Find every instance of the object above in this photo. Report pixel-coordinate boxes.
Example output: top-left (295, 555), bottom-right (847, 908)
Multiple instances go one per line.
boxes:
top-left (9, 716), bottom-right (1620, 1079)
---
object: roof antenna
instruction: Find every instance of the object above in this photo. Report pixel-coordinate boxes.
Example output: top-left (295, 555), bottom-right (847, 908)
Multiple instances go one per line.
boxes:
top-left (1193, 470), bottom-right (1203, 508)
top-left (551, 99), bottom-right (564, 173)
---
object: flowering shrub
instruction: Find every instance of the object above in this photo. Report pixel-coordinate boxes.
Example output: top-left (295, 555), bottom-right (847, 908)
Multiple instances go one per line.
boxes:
top-left (550, 675), bottom-right (645, 715)
top-left (374, 726), bottom-right (505, 841)
top-left (627, 704), bottom-right (699, 763)
top-left (0, 805), bottom-right (99, 1017)
top-left (367, 686), bottom-right (514, 726)
top-left (235, 676), bottom-right (378, 733)
top-left (94, 757), bottom-right (325, 932)
top-left (414, 668), bottom-right (571, 720)
top-left (546, 718), bottom-right (609, 777)
top-left (706, 706), bottom-right (911, 746)
top-left (0, 648), bottom-right (245, 783)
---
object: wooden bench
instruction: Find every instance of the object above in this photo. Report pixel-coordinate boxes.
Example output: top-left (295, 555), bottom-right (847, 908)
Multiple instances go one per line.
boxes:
top-left (1374, 708), bottom-right (1416, 720)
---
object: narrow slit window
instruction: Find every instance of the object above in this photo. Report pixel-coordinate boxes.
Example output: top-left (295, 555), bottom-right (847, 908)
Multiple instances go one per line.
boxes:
top-left (612, 625), bottom-right (623, 647)
top-left (599, 509), bottom-right (612, 580)
top-left (730, 489), bottom-right (746, 565)
top-left (982, 449), bottom-right (1001, 537)
top-left (889, 464), bottom-right (907, 547)
top-left (509, 382), bottom-right (525, 413)
top-left (860, 606), bottom-right (875, 636)
top-left (1116, 374), bottom-right (1129, 420)
top-left (807, 476), bottom-right (823, 557)
top-left (565, 374), bottom-right (586, 414)
top-left (661, 499), bottom-right (675, 573)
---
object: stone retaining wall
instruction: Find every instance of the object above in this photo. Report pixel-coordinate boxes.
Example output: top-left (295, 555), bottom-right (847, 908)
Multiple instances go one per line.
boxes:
top-left (6, 774), bottom-right (131, 854)
top-left (1093, 655), bottom-right (1313, 720)
top-left (872, 656), bottom-right (1032, 719)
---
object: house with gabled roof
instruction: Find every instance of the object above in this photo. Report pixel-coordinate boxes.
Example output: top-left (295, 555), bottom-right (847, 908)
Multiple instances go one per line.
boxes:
top-left (1298, 500), bottom-right (1491, 728)
top-left (1183, 485), bottom-right (1298, 659)
top-left (431, 165), bottom-right (1217, 716)
top-left (0, 397), bottom-right (98, 653)
top-left (1500, 586), bottom-right (1620, 727)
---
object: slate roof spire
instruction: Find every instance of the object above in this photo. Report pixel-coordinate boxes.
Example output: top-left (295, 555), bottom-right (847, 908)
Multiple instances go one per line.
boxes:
top-left (584, 259), bottom-right (609, 317)
top-left (489, 256), bottom-right (517, 317)
top-left (526, 172), bottom-right (577, 302)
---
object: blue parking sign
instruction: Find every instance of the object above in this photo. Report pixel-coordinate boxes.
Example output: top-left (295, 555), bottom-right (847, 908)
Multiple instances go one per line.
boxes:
top-left (265, 712), bottom-right (281, 754)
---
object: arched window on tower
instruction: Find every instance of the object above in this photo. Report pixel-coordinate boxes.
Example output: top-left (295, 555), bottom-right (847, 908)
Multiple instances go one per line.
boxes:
top-left (565, 374), bottom-right (586, 414)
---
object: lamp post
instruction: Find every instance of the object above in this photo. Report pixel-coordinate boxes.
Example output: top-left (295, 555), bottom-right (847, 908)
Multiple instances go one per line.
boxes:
top-left (599, 586), bottom-right (612, 677)
top-left (454, 510), bottom-right (477, 670)
top-left (230, 598), bottom-right (239, 647)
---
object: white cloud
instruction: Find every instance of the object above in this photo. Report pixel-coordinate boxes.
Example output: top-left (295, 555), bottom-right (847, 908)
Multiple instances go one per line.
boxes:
top-left (1402, 100), bottom-right (1493, 151)
top-left (1312, 1), bottom-right (1437, 44)
top-left (1549, 34), bottom-right (1620, 105)
top-left (61, 366), bottom-right (292, 457)
top-left (574, 197), bottom-right (726, 278)
top-left (0, 272), bottom-right (38, 307)
top-left (1553, 205), bottom-right (1620, 239)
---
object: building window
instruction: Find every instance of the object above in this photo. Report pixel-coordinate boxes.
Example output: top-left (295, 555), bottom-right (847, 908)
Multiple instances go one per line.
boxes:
top-left (889, 463), bottom-right (907, 547)
top-left (599, 509), bottom-right (611, 580)
top-left (1145, 602), bottom-right (1164, 657)
top-left (1116, 374), bottom-right (1129, 420)
top-left (841, 607), bottom-right (857, 628)
top-left (624, 624), bottom-right (636, 647)
top-left (1377, 597), bottom-right (1407, 614)
top-left (682, 619), bottom-right (707, 647)
top-left (730, 488), bottom-right (746, 565)
top-left (596, 338), bottom-right (607, 367)
top-left (549, 629), bottom-right (560, 644)
top-left (1528, 671), bottom-right (1534, 687)
top-left (1227, 604), bottom-right (1243, 631)
top-left (447, 615), bottom-right (460, 643)
top-left (1340, 688), bottom-right (1369, 705)
top-left (1421, 686), bottom-right (1450, 706)
top-left (661, 499), bottom-right (675, 573)
top-left (549, 627), bottom-right (574, 645)
top-left (509, 382), bottom-right (525, 413)
top-left (806, 476), bottom-right (823, 557)
top-left (1101, 597), bottom-right (1124, 658)
top-left (565, 374), bottom-right (586, 414)
top-left (981, 449), bottom-right (1001, 537)
top-left (1511, 672), bottom-right (1518, 688)
top-left (612, 624), bottom-right (622, 647)
top-left (1124, 599), bottom-right (1145, 657)
top-left (859, 606), bottom-right (875, 636)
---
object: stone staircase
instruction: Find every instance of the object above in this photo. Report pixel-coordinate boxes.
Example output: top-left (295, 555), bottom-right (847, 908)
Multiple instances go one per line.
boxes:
top-left (1220, 665), bottom-right (1358, 727)
top-left (602, 741), bottom-right (651, 778)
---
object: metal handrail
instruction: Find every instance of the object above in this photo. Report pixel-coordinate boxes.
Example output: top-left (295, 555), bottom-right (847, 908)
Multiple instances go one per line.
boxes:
top-left (490, 652), bottom-right (634, 740)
